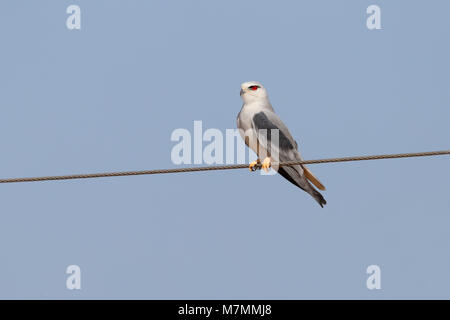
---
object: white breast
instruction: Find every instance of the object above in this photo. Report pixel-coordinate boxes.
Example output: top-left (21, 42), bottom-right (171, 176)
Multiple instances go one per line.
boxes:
top-left (237, 102), bottom-right (267, 156)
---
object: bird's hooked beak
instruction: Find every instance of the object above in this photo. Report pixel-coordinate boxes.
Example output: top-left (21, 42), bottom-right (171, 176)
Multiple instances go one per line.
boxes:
top-left (240, 88), bottom-right (244, 96)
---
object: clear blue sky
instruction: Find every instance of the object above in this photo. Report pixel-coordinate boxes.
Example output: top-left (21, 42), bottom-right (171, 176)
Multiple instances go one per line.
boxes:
top-left (0, 0), bottom-right (449, 299)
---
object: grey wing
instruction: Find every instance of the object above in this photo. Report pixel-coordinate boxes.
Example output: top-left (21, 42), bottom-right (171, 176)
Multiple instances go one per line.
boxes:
top-left (250, 110), bottom-right (326, 207)
top-left (251, 110), bottom-right (298, 159)
top-left (251, 110), bottom-right (326, 207)
top-left (264, 112), bottom-right (299, 150)
top-left (251, 110), bottom-right (306, 188)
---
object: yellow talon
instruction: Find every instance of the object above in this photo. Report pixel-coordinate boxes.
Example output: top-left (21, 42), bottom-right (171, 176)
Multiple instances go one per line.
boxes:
top-left (249, 159), bottom-right (260, 171)
top-left (261, 157), bottom-right (271, 172)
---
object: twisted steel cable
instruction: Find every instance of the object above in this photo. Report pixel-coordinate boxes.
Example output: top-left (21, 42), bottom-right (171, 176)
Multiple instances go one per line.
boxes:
top-left (0, 150), bottom-right (449, 184)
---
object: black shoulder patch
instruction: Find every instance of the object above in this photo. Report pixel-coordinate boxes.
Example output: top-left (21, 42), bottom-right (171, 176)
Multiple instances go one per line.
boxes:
top-left (252, 112), bottom-right (294, 150)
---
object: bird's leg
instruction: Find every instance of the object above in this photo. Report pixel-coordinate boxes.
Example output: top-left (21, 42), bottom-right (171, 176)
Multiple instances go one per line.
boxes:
top-left (261, 157), bottom-right (272, 172)
top-left (249, 159), bottom-right (261, 171)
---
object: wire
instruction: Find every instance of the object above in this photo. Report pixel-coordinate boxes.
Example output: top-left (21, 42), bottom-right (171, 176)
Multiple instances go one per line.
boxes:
top-left (0, 150), bottom-right (449, 184)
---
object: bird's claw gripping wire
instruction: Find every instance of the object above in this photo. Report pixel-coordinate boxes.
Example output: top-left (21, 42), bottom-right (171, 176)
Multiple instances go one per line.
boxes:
top-left (249, 159), bottom-right (261, 171)
top-left (249, 157), bottom-right (272, 172)
top-left (261, 157), bottom-right (272, 173)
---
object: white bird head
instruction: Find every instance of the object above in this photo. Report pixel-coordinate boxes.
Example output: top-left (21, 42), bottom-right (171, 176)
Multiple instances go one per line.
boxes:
top-left (240, 81), bottom-right (269, 104)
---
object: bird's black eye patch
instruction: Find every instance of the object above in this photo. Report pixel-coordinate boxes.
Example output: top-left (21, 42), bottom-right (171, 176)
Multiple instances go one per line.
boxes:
top-left (248, 85), bottom-right (259, 91)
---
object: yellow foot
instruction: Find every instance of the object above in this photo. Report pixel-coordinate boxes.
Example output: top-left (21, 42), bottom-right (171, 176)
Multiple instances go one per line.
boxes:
top-left (249, 159), bottom-right (260, 171)
top-left (261, 157), bottom-right (272, 172)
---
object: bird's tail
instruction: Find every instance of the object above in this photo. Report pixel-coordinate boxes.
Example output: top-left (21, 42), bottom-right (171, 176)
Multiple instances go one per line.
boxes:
top-left (302, 165), bottom-right (326, 191)
top-left (277, 165), bottom-right (327, 207)
top-left (291, 151), bottom-right (327, 207)
top-left (309, 186), bottom-right (327, 208)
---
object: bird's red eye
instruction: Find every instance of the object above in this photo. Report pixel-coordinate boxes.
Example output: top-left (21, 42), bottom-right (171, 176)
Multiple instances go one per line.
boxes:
top-left (249, 85), bottom-right (259, 91)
